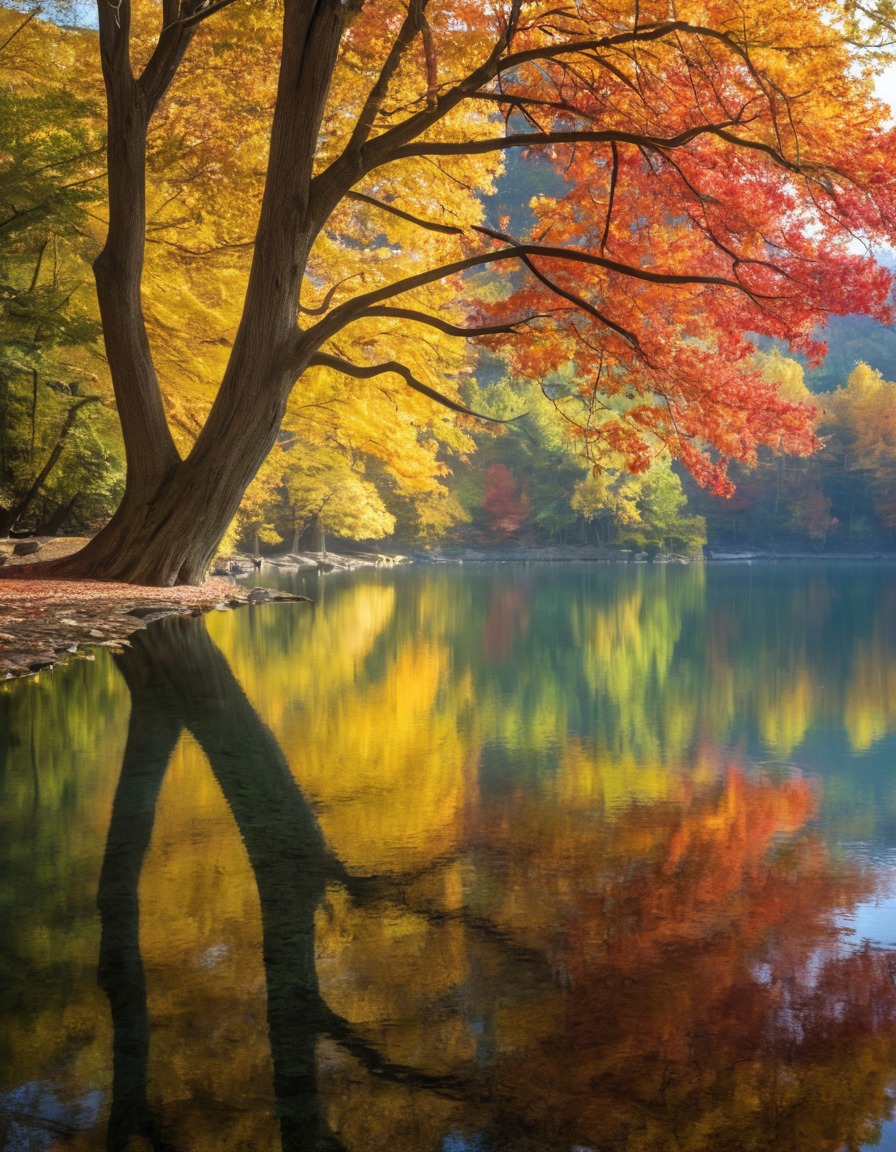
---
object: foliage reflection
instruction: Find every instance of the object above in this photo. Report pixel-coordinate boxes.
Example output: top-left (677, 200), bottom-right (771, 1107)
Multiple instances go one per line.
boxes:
top-left (4, 565), bottom-right (896, 1150)
top-left (110, 582), bottom-right (896, 1150)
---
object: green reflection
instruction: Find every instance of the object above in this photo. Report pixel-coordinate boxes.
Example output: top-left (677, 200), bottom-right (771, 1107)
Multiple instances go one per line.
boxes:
top-left (225, 563), bottom-right (896, 830)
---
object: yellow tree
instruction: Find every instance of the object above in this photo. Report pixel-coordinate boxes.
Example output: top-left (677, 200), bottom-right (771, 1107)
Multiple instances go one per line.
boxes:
top-left (825, 362), bottom-right (896, 527)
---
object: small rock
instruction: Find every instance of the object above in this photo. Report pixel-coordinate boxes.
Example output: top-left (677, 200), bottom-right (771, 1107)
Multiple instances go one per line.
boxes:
top-left (60, 618), bottom-right (79, 626)
top-left (28, 652), bottom-right (57, 670)
top-left (12, 541), bottom-right (41, 556)
top-left (88, 629), bottom-right (105, 638)
top-left (126, 608), bottom-right (177, 623)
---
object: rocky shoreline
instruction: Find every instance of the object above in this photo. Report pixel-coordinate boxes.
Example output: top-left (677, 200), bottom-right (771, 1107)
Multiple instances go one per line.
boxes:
top-left (0, 575), bottom-right (320, 680)
top-left (217, 548), bottom-right (410, 575)
top-left (0, 538), bottom-right (409, 680)
top-left (0, 577), bottom-right (244, 679)
top-left (0, 538), bottom-right (314, 680)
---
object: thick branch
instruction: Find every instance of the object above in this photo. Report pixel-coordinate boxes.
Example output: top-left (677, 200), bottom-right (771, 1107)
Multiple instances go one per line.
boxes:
top-left (139, 25), bottom-right (197, 114)
top-left (347, 191), bottom-right (462, 236)
top-left (517, 253), bottom-right (645, 355)
top-left (320, 19), bottom-right (778, 208)
top-left (343, 0), bottom-right (430, 159)
top-left (383, 120), bottom-right (787, 165)
top-left (218, 0), bottom-right (362, 392)
top-left (299, 274), bottom-right (363, 315)
top-left (359, 304), bottom-right (539, 338)
top-left (308, 352), bottom-right (519, 422)
top-left (165, 0), bottom-right (243, 30)
top-left (94, 0), bottom-right (181, 489)
top-left (303, 239), bottom-right (776, 357)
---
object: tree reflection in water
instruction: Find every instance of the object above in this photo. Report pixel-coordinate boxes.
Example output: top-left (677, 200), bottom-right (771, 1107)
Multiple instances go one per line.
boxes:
top-left (99, 616), bottom-right (453, 1151)
top-left (94, 610), bottom-right (896, 1152)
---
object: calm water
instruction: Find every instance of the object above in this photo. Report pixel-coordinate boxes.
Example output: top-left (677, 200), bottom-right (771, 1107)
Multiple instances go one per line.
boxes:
top-left (3, 562), bottom-right (896, 1152)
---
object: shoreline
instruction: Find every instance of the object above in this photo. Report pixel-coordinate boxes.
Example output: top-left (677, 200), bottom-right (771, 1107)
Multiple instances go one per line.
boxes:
top-left (3, 538), bottom-right (896, 680)
top-left (423, 546), bottom-right (896, 563)
top-left (0, 537), bottom-right (307, 680)
top-left (0, 538), bottom-right (399, 680)
top-left (0, 574), bottom-right (256, 680)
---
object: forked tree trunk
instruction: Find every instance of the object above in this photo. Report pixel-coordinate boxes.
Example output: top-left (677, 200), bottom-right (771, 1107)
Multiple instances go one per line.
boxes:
top-left (0, 0), bottom-right (358, 586)
top-left (36, 365), bottom-right (296, 584)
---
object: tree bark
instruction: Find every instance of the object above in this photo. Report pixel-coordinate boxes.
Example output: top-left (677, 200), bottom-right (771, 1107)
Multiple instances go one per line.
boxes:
top-left (16, 0), bottom-right (358, 585)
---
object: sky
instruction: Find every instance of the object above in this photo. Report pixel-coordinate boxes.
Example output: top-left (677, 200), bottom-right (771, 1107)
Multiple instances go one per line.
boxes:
top-left (877, 63), bottom-right (896, 120)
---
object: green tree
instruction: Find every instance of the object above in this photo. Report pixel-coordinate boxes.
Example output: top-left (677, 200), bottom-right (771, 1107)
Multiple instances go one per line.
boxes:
top-left (570, 468), bottom-right (642, 545)
top-left (622, 456), bottom-right (707, 556)
top-left (0, 10), bottom-right (123, 535)
top-left (280, 443), bottom-right (396, 551)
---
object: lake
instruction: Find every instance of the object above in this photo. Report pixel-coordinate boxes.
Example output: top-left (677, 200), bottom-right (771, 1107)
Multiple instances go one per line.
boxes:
top-left (2, 561), bottom-right (896, 1151)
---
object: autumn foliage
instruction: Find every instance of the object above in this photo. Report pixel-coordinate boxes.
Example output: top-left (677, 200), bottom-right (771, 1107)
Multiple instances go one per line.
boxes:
top-left (4, 0), bottom-right (896, 580)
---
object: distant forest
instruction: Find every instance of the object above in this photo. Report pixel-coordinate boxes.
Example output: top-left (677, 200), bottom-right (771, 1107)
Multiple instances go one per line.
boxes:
top-left (768, 312), bottom-right (896, 393)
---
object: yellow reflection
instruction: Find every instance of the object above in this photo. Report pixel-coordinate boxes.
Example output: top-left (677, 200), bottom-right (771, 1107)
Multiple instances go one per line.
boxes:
top-left (140, 733), bottom-right (271, 1130)
top-left (845, 639), bottom-right (896, 751)
top-left (758, 668), bottom-right (813, 756)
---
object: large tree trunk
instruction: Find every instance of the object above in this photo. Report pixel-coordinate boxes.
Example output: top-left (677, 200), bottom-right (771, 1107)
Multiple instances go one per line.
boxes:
top-left (0, 0), bottom-right (357, 586)
top-left (30, 363), bottom-right (296, 584)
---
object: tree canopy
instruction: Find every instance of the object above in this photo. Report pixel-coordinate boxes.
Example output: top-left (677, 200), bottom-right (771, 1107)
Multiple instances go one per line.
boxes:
top-left (4, 0), bottom-right (896, 582)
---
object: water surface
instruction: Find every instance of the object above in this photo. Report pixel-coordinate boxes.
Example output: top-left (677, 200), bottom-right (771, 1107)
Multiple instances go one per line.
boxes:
top-left (3, 562), bottom-right (896, 1151)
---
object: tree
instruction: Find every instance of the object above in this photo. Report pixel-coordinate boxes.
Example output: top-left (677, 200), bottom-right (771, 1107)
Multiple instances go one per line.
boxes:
top-left (481, 461), bottom-right (529, 536)
top-left (231, 439), bottom-right (398, 552)
top-left (621, 456), bottom-right (708, 556)
top-left (0, 9), bottom-right (124, 535)
top-left (7, 0), bottom-right (896, 585)
top-left (824, 362), bottom-right (896, 530)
